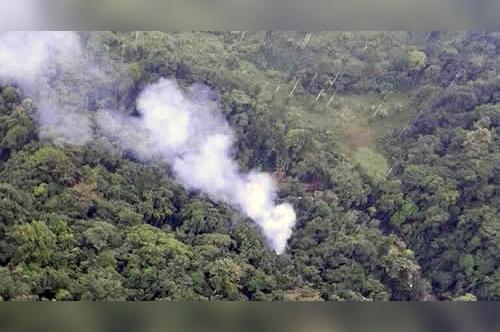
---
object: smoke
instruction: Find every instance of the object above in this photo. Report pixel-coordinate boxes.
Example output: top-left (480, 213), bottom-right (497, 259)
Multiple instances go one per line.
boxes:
top-left (0, 31), bottom-right (80, 83)
top-left (0, 31), bottom-right (92, 145)
top-left (0, 31), bottom-right (296, 254)
top-left (98, 79), bottom-right (296, 254)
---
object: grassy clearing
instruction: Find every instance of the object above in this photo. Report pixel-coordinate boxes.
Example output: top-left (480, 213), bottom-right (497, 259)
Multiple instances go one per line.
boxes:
top-left (352, 147), bottom-right (389, 180)
top-left (286, 91), bottom-right (418, 180)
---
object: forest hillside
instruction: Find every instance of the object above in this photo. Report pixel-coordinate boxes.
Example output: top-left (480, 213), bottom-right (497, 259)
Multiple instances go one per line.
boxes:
top-left (0, 32), bottom-right (498, 301)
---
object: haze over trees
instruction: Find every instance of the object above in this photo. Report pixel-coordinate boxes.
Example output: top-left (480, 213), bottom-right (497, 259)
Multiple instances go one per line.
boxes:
top-left (0, 31), bottom-right (498, 301)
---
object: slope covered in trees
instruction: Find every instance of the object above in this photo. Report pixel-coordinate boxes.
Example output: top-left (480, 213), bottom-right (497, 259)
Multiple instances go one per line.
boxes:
top-left (0, 31), bottom-right (498, 300)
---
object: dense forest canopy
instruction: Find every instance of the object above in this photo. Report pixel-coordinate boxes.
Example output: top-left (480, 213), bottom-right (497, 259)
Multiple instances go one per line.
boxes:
top-left (0, 31), bottom-right (498, 301)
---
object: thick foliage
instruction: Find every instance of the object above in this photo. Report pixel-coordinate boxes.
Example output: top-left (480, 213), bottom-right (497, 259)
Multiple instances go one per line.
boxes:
top-left (0, 32), bottom-right (498, 301)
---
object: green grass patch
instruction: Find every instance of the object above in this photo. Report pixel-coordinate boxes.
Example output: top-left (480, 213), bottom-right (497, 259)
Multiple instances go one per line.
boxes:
top-left (352, 147), bottom-right (389, 180)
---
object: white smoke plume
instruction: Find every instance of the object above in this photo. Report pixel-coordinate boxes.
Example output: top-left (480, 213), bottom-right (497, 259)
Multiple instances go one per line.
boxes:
top-left (98, 79), bottom-right (296, 254)
top-left (0, 31), bottom-right (92, 145)
top-left (0, 31), bottom-right (82, 85)
top-left (0, 31), bottom-right (296, 254)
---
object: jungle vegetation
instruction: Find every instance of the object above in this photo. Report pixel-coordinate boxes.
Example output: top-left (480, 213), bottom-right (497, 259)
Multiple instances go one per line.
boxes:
top-left (0, 31), bottom-right (498, 301)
